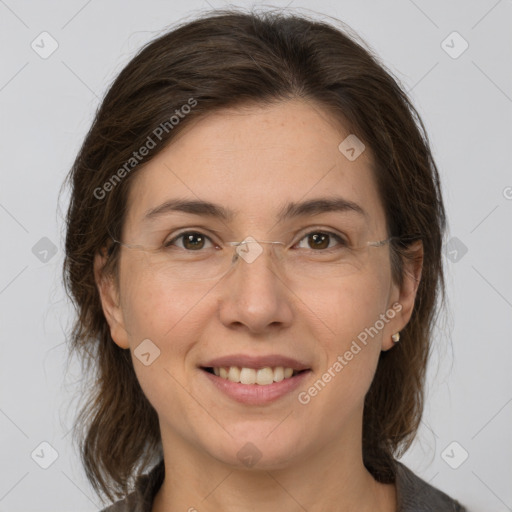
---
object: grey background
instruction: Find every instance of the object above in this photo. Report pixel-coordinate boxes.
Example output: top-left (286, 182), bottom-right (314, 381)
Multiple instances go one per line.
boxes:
top-left (0, 0), bottom-right (511, 510)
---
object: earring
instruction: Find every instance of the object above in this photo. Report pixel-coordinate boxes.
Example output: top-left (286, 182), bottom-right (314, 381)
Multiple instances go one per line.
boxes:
top-left (391, 332), bottom-right (400, 343)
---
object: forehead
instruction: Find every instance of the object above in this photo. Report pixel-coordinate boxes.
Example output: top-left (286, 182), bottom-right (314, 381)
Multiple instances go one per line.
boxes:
top-left (124, 99), bottom-right (386, 233)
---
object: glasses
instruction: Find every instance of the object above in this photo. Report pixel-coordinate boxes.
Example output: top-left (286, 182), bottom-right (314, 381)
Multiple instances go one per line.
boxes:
top-left (108, 227), bottom-right (409, 284)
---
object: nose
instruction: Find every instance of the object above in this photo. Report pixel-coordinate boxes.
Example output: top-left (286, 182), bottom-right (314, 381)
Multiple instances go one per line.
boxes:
top-left (217, 239), bottom-right (294, 334)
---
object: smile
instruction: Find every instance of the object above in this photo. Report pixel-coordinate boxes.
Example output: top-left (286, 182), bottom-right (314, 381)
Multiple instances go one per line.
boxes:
top-left (200, 366), bottom-right (312, 405)
top-left (204, 366), bottom-right (303, 385)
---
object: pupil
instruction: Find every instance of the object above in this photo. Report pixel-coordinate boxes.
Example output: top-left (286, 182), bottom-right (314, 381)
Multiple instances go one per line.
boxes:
top-left (310, 233), bottom-right (328, 249)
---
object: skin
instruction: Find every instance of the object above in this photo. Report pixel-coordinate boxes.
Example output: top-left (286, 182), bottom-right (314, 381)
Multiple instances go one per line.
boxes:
top-left (95, 98), bottom-right (423, 512)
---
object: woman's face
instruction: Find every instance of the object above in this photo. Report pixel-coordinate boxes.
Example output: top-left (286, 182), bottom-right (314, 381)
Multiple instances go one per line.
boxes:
top-left (97, 98), bottom-right (419, 470)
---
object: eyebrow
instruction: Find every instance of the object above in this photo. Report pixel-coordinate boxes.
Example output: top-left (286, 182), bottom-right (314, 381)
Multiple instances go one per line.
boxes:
top-left (143, 196), bottom-right (367, 223)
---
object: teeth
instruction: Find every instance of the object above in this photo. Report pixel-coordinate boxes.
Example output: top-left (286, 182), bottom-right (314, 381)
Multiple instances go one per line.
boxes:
top-left (228, 366), bottom-right (240, 382)
top-left (211, 366), bottom-right (298, 385)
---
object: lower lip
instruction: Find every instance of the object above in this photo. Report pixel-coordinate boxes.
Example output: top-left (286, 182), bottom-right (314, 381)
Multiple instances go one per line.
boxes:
top-left (201, 368), bottom-right (312, 405)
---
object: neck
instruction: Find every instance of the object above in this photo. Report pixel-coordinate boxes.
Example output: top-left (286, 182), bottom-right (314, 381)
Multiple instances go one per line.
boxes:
top-left (152, 417), bottom-right (396, 512)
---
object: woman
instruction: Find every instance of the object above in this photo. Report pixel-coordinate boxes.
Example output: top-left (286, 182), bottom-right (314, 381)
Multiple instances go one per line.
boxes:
top-left (63, 8), bottom-right (466, 511)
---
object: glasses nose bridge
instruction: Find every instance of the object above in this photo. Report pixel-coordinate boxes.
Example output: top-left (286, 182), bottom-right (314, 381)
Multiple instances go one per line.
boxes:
top-left (228, 237), bottom-right (286, 267)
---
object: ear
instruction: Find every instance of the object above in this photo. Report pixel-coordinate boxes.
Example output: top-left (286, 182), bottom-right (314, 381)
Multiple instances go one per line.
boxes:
top-left (382, 240), bottom-right (423, 351)
top-left (94, 250), bottom-right (130, 349)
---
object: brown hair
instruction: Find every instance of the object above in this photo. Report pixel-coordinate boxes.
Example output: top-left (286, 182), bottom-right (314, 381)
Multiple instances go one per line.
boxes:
top-left (62, 7), bottom-right (446, 504)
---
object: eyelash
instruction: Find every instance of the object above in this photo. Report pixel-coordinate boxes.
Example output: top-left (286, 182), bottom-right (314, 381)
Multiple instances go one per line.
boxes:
top-left (163, 229), bottom-right (349, 251)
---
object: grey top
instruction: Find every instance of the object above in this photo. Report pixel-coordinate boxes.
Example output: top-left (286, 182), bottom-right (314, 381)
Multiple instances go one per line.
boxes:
top-left (100, 458), bottom-right (467, 511)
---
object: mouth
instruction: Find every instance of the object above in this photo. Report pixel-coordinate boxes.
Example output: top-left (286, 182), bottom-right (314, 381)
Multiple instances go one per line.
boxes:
top-left (200, 365), bottom-right (312, 405)
top-left (201, 366), bottom-right (309, 386)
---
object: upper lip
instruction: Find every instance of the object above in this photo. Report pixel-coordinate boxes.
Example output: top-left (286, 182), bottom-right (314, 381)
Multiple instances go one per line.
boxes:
top-left (201, 354), bottom-right (311, 371)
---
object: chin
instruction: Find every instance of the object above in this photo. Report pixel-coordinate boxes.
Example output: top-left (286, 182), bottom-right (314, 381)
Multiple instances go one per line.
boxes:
top-left (204, 431), bottom-right (305, 471)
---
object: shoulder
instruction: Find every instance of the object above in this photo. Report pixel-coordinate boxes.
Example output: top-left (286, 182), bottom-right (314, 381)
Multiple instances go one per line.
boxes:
top-left (99, 459), bottom-right (165, 512)
top-left (395, 460), bottom-right (467, 511)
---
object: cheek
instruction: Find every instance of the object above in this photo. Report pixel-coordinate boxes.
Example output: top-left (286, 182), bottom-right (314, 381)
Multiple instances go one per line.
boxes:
top-left (295, 277), bottom-right (388, 448)
top-left (118, 258), bottom-right (210, 341)
top-left (304, 270), bottom-right (390, 392)
top-left (117, 263), bottom-right (207, 417)
top-left (305, 268), bottom-right (391, 342)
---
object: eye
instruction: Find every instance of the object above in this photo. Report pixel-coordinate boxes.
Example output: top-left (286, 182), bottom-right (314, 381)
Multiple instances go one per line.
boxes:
top-left (162, 229), bottom-right (348, 252)
top-left (164, 231), bottom-right (216, 251)
top-left (295, 230), bottom-right (348, 251)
